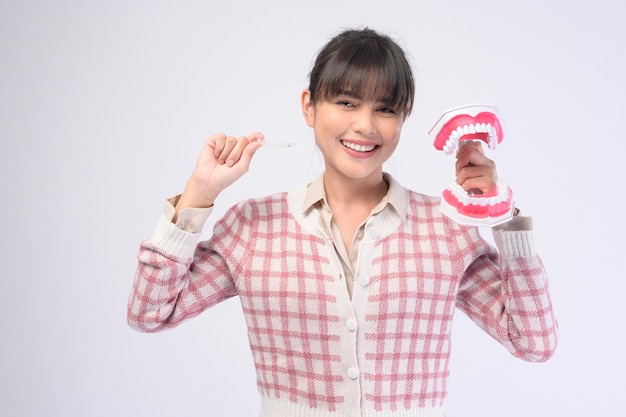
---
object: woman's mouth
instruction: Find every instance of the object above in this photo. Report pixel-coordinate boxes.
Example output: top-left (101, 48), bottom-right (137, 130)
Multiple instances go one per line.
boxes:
top-left (340, 140), bottom-right (378, 153)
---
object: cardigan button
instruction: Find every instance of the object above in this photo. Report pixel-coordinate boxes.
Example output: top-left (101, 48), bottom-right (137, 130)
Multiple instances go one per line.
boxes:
top-left (346, 319), bottom-right (357, 331)
top-left (359, 276), bottom-right (370, 286)
top-left (347, 367), bottom-right (360, 380)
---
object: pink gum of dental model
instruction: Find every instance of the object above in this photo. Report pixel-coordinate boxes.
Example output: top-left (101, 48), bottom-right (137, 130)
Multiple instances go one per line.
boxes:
top-left (429, 104), bottom-right (515, 227)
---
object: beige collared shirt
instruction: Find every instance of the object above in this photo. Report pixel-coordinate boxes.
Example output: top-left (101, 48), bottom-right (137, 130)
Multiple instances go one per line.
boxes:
top-left (302, 173), bottom-right (406, 298)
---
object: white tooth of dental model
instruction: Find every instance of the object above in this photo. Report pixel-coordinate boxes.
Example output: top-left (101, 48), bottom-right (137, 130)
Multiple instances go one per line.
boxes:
top-left (429, 104), bottom-right (515, 227)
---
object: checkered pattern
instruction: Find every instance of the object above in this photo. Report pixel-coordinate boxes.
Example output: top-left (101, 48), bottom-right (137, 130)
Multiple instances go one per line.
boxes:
top-left (128, 189), bottom-right (557, 416)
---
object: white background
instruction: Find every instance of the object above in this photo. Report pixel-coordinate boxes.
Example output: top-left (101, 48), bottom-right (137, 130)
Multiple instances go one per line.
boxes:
top-left (1, 0), bottom-right (624, 416)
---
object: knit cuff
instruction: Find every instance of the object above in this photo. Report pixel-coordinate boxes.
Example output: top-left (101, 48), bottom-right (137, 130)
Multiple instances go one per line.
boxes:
top-left (149, 214), bottom-right (201, 259)
top-left (492, 228), bottom-right (538, 258)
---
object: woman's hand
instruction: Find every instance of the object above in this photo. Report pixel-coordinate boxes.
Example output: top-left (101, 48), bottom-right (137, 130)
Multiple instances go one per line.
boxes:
top-left (175, 132), bottom-right (264, 215)
top-left (455, 141), bottom-right (498, 195)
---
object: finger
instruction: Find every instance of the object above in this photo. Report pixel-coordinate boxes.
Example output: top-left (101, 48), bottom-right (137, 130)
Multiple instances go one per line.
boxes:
top-left (248, 131), bottom-right (265, 144)
top-left (217, 136), bottom-right (239, 164)
top-left (458, 175), bottom-right (497, 195)
top-left (455, 141), bottom-right (485, 165)
top-left (456, 164), bottom-right (496, 183)
top-left (456, 140), bottom-right (484, 157)
top-left (207, 133), bottom-right (227, 156)
top-left (227, 131), bottom-right (264, 170)
top-left (456, 145), bottom-right (493, 175)
top-left (239, 138), bottom-right (264, 167)
top-left (456, 165), bottom-right (497, 193)
top-left (225, 132), bottom-right (265, 166)
top-left (223, 136), bottom-right (251, 167)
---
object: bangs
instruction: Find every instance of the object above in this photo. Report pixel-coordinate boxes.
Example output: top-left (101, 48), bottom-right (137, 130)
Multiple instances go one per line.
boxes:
top-left (310, 35), bottom-right (414, 115)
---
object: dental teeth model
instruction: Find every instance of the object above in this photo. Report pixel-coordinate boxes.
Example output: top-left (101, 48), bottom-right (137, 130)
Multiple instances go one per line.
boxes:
top-left (429, 104), bottom-right (514, 227)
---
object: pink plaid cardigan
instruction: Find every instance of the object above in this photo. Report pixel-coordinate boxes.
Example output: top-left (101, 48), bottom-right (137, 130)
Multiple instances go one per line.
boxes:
top-left (128, 184), bottom-right (557, 417)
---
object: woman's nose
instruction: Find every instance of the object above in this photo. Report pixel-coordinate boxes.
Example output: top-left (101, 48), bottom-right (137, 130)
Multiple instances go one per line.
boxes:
top-left (352, 107), bottom-right (376, 135)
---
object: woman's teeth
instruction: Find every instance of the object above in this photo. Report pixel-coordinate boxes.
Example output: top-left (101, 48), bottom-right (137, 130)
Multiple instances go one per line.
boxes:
top-left (341, 140), bottom-right (376, 152)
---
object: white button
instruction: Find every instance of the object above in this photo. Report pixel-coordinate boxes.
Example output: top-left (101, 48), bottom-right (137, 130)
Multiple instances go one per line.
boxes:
top-left (346, 319), bottom-right (357, 331)
top-left (359, 276), bottom-right (370, 286)
top-left (357, 232), bottom-right (364, 240)
top-left (347, 367), bottom-right (360, 380)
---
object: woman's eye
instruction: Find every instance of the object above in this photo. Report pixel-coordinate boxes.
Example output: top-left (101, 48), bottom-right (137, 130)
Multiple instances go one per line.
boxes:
top-left (337, 100), bottom-right (354, 107)
top-left (378, 107), bottom-right (395, 114)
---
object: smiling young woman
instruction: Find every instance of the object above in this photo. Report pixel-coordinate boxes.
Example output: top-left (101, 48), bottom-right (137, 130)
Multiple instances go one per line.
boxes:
top-left (127, 27), bottom-right (558, 417)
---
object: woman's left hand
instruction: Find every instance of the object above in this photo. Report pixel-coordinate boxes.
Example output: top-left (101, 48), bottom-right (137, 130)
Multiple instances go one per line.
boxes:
top-left (455, 141), bottom-right (498, 195)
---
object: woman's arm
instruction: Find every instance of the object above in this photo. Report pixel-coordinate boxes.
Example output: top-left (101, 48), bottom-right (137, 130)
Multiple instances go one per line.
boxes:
top-left (127, 132), bottom-right (264, 332)
top-left (455, 227), bottom-right (558, 362)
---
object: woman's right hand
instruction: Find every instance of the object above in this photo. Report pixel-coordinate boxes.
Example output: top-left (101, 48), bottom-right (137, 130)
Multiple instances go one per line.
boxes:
top-left (175, 132), bottom-right (264, 215)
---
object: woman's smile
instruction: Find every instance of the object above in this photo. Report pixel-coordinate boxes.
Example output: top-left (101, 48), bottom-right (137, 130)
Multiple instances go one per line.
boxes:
top-left (339, 139), bottom-right (380, 157)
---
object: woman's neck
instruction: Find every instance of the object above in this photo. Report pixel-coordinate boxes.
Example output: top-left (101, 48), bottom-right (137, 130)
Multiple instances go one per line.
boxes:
top-left (323, 170), bottom-right (388, 210)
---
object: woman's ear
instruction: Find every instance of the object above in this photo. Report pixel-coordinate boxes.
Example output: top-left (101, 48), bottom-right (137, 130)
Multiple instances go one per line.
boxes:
top-left (301, 89), bottom-right (315, 127)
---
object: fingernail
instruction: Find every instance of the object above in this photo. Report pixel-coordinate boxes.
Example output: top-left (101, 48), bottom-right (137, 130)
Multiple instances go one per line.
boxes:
top-left (226, 159), bottom-right (234, 167)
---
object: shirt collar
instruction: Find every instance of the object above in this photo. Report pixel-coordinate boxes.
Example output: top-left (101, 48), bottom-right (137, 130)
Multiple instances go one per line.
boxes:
top-left (302, 172), bottom-right (407, 219)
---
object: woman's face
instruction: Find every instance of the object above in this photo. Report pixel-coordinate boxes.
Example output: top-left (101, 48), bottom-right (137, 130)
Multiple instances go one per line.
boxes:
top-left (301, 89), bottom-right (405, 183)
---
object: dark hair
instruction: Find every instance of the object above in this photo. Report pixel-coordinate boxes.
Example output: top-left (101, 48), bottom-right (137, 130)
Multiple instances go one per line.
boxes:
top-left (308, 28), bottom-right (414, 116)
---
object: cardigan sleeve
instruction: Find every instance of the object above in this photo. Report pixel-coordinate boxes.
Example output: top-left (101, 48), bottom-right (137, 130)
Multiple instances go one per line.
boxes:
top-left (127, 200), bottom-right (250, 333)
top-left (455, 226), bottom-right (558, 362)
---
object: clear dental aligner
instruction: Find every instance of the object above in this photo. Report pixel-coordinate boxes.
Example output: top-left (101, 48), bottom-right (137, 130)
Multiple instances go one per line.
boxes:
top-left (429, 104), bottom-right (514, 227)
top-left (260, 140), bottom-right (298, 148)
